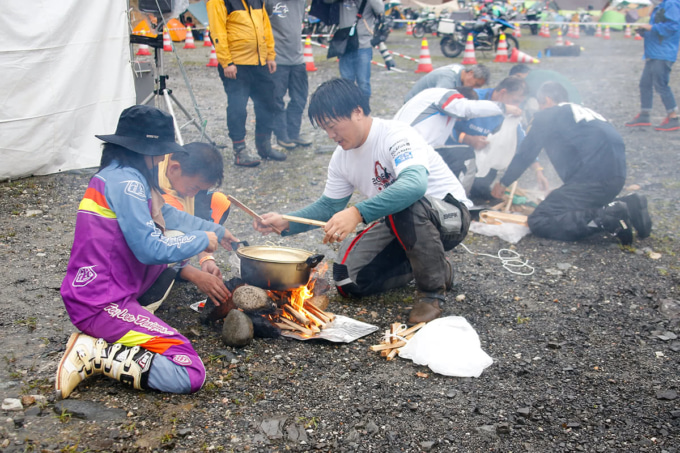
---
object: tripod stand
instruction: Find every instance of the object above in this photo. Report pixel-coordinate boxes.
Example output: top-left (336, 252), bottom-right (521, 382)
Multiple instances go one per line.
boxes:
top-left (137, 36), bottom-right (215, 146)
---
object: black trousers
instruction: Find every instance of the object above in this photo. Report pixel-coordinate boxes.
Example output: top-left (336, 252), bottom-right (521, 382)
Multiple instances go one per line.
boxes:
top-left (217, 64), bottom-right (282, 143)
top-left (528, 178), bottom-right (625, 241)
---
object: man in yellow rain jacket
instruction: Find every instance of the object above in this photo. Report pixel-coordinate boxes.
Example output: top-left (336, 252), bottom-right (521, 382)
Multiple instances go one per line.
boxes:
top-left (207, 0), bottom-right (287, 166)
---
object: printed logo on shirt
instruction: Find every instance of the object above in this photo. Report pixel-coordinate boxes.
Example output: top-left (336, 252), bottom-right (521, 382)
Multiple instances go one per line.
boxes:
top-left (569, 104), bottom-right (606, 123)
top-left (272, 2), bottom-right (289, 17)
top-left (103, 303), bottom-right (175, 335)
top-left (371, 161), bottom-right (395, 192)
top-left (394, 151), bottom-right (413, 166)
top-left (123, 180), bottom-right (146, 201)
top-left (389, 138), bottom-right (412, 157)
top-left (172, 354), bottom-right (193, 366)
top-left (160, 234), bottom-right (197, 248)
top-left (72, 265), bottom-right (97, 287)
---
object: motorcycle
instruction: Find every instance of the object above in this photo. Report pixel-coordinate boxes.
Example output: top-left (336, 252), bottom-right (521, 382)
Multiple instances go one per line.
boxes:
top-left (302, 12), bottom-right (335, 45)
top-left (439, 13), bottom-right (518, 58)
top-left (413, 12), bottom-right (438, 39)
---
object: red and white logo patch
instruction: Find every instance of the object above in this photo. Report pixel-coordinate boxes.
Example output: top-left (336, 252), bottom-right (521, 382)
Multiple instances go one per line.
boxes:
top-left (172, 354), bottom-right (192, 366)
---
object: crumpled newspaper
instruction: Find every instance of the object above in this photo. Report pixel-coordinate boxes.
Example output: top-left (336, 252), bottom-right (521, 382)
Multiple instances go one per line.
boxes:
top-left (281, 315), bottom-right (378, 343)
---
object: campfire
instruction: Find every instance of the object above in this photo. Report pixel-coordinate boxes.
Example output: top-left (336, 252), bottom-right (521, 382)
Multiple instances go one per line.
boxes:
top-left (265, 264), bottom-right (335, 337)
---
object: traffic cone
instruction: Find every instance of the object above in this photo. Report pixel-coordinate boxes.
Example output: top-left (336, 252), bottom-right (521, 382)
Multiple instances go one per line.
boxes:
top-left (555, 29), bottom-right (564, 46)
top-left (513, 23), bottom-right (521, 38)
top-left (415, 38), bottom-right (433, 73)
top-left (303, 36), bottom-right (317, 72)
top-left (203, 28), bottom-right (212, 47)
top-left (543, 24), bottom-right (551, 38)
top-left (461, 34), bottom-right (477, 65)
top-left (206, 45), bottom-right (219, 67)
top-left (595, 24), bottom-right (602, 38)
top-left (183, 26), bottom-right (196, 49)
top-left (603, 25), bottom-right (611, 40)
top-left (163, 27), bottom-right (173, 52)
top-left (510, 48), bottom-right (540, 64)
top-left (494, 33), bottom-right (509, 62)
top-left (573, 23), bottom-right (580, 39)
top-left (136, 30), bottom-right (152, 56)
top-left (406, 22), bottom-right (413, 36)
top-left (634, 31), bottom-right (643, 40)
top-left (624, 24), bottom-right (631, 38)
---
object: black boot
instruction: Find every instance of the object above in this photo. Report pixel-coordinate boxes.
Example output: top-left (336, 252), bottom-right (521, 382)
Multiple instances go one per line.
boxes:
top-left (617, 193), bottom-right (652, 238)
top-left (256, 134), bottom-right (287, 161)
top-left (594, 201), bottom-right (633, 245)
top-left (233, 141), bottom-right (261, 167)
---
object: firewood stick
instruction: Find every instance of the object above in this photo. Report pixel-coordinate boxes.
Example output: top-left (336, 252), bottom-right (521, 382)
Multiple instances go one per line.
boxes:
top-left (386, 348), bottom-right (400, 360)
top-left (307, 302), bottom-right (334, 321)
top-left (274, 322), bottom-right (299, 332)
top-left (279, 317), bottom-right (315, 336)
top-left (504, 181), bottom-right (518, 213)
top-left (283, 304), bottom-right (311, 326)
top-left (390, 322), bottom-right (401, 344)
top-left (370, 340), bottom-right (407, 351)
top-left (302, 309), bottom-right (326, 328)
top-left (304, 303), bottom-right (330, 323)
top-left (399, 322), bottom-right (426, 337)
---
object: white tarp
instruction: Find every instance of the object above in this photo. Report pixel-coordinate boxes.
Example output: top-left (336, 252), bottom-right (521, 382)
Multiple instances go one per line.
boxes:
top-left (0, 0), bottom-right (136, 181)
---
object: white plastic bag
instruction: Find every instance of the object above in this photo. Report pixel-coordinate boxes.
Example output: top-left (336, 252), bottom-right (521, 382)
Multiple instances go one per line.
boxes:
top-left (399, 316), bottom-right (493, 377)
top-left (469, 220), bottom-right (531, 244)
top-left (475, 116), bottom-right (521, 178)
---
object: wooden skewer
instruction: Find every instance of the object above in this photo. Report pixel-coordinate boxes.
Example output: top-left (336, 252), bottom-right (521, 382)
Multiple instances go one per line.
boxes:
top-left (504, 181), bottom-right (518, 213)
top-left (227, 195), bottom-right (282, 234)
top-left (281, 215), bottom-right (327, 228)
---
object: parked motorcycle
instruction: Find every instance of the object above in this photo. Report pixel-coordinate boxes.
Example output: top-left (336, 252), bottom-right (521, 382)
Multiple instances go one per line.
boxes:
top-left (302, 13), bottom-right (335, 45)
top-left (413, 12), bottom-right (438, 38)
top-left (439, 13), bottom-right (518, 58)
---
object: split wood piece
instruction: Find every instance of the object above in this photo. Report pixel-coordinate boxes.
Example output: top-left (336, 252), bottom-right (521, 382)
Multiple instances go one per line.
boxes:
top-left (305, 303), bottom-right (330, 324)
top-left (274, 322), bottom-right (299, 332)
top-left (278, 317), bottom-right (315, 336)
top-left (281, 215), bottom-right (327, 228)
top-left (306, 302), bottom-right (335, 322)
top-left (227, 195), bottom-right (282, 234)
top-left (283, 304), bottom-right (311, 326)
top-left (378, 333), bottom-right (417, 356)
top-left (390, 322), bottom-right (401, 344)
top-left (302, 308), bottom-right (326, 328)
top-left (370, 322), bottom-right (426, 352)
top-left (386, 348), bottom-right (400, 361)
top-left (504, 181), bottom-right (518, 213)
top-left (479, 210), bottom-right (529, 226)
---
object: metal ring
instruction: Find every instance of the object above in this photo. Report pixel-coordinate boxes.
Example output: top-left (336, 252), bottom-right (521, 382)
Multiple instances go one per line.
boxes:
top-left (334, 232), bottom-right (341, 237)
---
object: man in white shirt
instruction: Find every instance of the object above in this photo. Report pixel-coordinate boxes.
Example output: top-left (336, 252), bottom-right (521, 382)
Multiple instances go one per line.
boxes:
top-left (255, 79), bottom-right (471, 324)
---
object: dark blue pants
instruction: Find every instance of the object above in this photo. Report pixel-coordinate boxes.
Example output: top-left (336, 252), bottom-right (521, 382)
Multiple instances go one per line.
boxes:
top-left (528, 178), bottom-right (625, 241)
top-left (639, 59), bottom-right (677, 114)
top-left (217, 65), bottom-right (281, 143)
top-left (271, 64), bottom-right (309, 141)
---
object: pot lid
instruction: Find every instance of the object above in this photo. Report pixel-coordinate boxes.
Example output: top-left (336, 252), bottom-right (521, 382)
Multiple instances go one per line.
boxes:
top-left (236, 245), bottom-right (313, 263)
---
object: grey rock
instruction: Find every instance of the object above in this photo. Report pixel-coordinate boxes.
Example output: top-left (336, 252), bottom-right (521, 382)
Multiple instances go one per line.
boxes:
top-left (12, 414), bottom-right (24, 427)
top-left (260, 417), bottom-right (286, 439)
top-left (421, 440), bottom-right (436, 451)
top-left (1, 399), bottom-right (22, 411)
top-left (670, 410), bottom-right (680, 418)
top-left (657, 331), bottom-right (678, 341)
top-left (212, 349), bottom-right (238, 362)
top-left (670, 342), bottom-right (680, 352)
top-left (53, 400), bottom-right (126, 421)
top-left (656, 390), bottom-right (678, 400)
top-left (545, 268), bottom-right (563, 276)
top-left (556, 262), bottom-right (572, 270)
top-left (345, 429), bottom-right (361, 443)
top-left (0, 381), bottom-right (20, 391)
top-left (496, 422), bottom-right (511, 435)
top-left (517, 407), bottom-right (531, 417)
top-left (253, 433), bottom-right (267, 443)
top-left (221, 309), bottom-right (254, 347)
top-left (567, 421), bottom-right (581, 429)
top-left (446, 389), bottom-right (457, 399)
top-left (366, 420), bottom-right (379, 435)
top-left (24, 406), bottom-right (41, 417)
top-left (177, 428), bottom-right (192, 437)
top-left (232, 285), bottom-right (274, 313)
top-left (476, 425), bottom-right (497, 439)
top-left (660, 299), bottom-right (680, 319)
top-left (286, 424), bottom-right (308, 442)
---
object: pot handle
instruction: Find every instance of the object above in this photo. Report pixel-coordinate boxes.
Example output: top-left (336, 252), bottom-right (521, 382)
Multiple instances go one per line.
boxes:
top-left (230, 240), bottom-right (250, 251)
top-left (297, 254), bottom-right (325, 271)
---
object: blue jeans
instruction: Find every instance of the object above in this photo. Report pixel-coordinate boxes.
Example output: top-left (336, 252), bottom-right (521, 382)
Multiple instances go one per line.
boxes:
top-left (339, 47), bottom-right (373, 99)
top-left (271, 64), bottom-right (309, 141)
top-left (639, 59), bottom-right (677, 114)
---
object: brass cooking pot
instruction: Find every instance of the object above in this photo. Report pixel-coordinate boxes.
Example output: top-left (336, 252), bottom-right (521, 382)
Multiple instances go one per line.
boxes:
top-left (235, 244), bottom-right (325, 291)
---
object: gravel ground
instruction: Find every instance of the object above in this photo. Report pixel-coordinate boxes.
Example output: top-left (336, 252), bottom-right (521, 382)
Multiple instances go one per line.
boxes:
top-left (1, 29), bottom-right (679, 452)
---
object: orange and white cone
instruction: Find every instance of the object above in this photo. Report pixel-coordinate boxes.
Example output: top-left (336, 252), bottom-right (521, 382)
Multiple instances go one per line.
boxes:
top-left (573, 23), bottom-right (580, 39)
top-left (203, 28), bottom-right (212, 47)
top-left (406, 21), bottom-right (413, 36)
top-left (566, 23), bottom-right (574, 38)
top-left (624, 24), bottom-right (632, 38)
top-left (555, 30), bottom-right (564, 46)
top-left (163, 27), bottom-right (173, 52)
top-left (510, 48), bottom-right (540, 64)
top-left (415, 38), bottom-right (433, 73)
top-left (494, 33), bottom-right (509, 62)
top-left (603, 25), bottom-right (611, 39)
top-left (303, 36), bottom-right (317, 72)
top-left (136, 30), bottom-right (152, 56)
top-left (513, 23), bottom-right (521, 38)
top-left (634, 31), bottom-right (643, 40)
top-left (206, 45), bottom-right (219, 67)
top-left (595, 24), bottom-right (602, 38)
top-left (184, 26), bottom-right (196, 49)
top-left (461, 34), bottom-right (478, 65)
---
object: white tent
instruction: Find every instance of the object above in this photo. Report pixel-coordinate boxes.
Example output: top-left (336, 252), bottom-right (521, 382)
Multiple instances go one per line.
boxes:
top-left (0, 0), bottom-right (136, 181)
